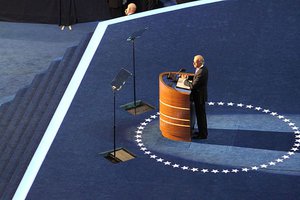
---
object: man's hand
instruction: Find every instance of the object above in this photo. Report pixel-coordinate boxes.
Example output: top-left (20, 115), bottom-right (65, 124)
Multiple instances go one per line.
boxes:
top-left (181, 74), bottom-right (189, 79)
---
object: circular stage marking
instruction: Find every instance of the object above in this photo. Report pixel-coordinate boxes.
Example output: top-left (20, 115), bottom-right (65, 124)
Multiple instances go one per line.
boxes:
top-left (134, 101), bottom-right (300, 174)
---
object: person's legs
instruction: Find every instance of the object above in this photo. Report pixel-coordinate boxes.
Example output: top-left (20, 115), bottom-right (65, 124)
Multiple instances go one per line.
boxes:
top-left (198, 103), bottom-right (207, 137)
top-left (194, 101), bottom-right (208, 138)
top-left (190, 102), bottom-right (196, 132)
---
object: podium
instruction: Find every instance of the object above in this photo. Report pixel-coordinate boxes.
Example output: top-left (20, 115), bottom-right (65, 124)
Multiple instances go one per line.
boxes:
top-left (159, 72), bottom-right (192, 142)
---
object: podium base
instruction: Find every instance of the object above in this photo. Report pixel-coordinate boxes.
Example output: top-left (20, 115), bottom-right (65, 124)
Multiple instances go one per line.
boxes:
top-left (121, 100), bottom-right (155, 115)
top-left (103, 148), bottom-right (136, 164)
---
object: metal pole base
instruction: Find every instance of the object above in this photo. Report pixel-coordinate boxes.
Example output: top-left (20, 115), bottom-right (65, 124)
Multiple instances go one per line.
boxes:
top-left (121, 100), bottom-right (155, 115)
top-left (102, 148), bottom-right (136, 164)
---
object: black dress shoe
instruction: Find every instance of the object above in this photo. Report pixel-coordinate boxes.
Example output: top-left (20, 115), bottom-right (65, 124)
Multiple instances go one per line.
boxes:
top-left (191, 132), bottom-right (199, 137)
top-left (192, 134), bottom-right (207, 139)
top-left (199, 135), bottom-right (207, 139)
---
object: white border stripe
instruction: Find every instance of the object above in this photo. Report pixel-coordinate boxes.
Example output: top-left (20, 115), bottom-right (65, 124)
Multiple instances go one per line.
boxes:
top-left (12, 21), bottom-right (109, 200)
top-left (13, 0), bottom-right (224, 199)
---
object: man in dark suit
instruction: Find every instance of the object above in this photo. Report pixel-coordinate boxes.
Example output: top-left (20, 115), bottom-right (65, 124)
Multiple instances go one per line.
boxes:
top-left (59, 0), bottom-right (77, 30)
top-left (184, 55), bottom-right (208, 139)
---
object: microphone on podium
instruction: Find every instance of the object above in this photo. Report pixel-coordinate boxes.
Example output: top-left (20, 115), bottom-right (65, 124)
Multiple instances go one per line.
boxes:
top-left (167, 68), bottom-right (186, 80)
top-left (178, 68), bottom-right (186, 73)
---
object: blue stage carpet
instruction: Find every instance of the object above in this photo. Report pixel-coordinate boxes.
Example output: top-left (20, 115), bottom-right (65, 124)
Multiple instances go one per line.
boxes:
top-left (27, 0), bottom-right (300, 199)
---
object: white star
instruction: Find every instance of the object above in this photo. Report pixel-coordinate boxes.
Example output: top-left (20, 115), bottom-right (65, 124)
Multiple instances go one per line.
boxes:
top-left (191, 168), bottom-right (199, 172)
top-left (227, 102), bottom-right (234, 106)
top-left (292, 126), bottom-right (299, 130)
top-left (277, 115), bottom-right (284, 119)
top-left (295, 135), bottom-right (300, 138)
top-left (283, 119), bottom-right (290, 122)
top-left (252, 166), bottom-right (259, 170)
top-left (263, 109), bottom-right (270, 113)
top-left (208, 102), bottom-right (215, 106)
top-left (135, 130), bottom-right (142, 134)
top-left (217, 102), bottom-right (224, 106)
top-left (255, 107), bottom-right (262, 111)
top-left (181, 166), bottom-right (189, 170)
top-left (156, 112), bottom-right (160, 115)
top-left (222, 169), bottom-right (230, 174)
top-left (294, 130), bottom-right (300, 134)
top-left (164, 161), bottom-right (171, 165)
top-left (135, 135), bottom-right (142, 138)
top-left (140, 147), bottom-right (147, 151)
top-left (294, 143), bottom-right (300, 147)
top-left (246, 105), bottom-right (253, 109)
top-left (144, 151), bottom-right (151, 155)
top-left (291, 147), bottom-right (299, 151)
top-left (231, 169), bottom-right (239, 173)
top-left (270, 112), bottom-right (278, 116)
top-left (150, 155), bottom-right (157, 159)
top-left (242, 168), bottom-right (250, 172)
top-left (135, 139), bottom-right (142, 143)
top-left (282, 155), bottom-right (290, 159)
top-left (137, 143), bottom-right (144, 147)
top-left (296, 139), bottom-right (300, 143)
top-left (172, 164), bottom-right (180, 168)
top-left (289, 123), bottom-right (295, 126)
top-left (145, 118), bottom-right (152, 122)
top-left (276, 159), bottom-right (283, 162)
top-left (269, 162), bottom-right (276, 166)
top-left (150, 115), bottom-right (157, 119)
top-left (237, 103), bottom-right (244, 107)
top-left (211, 169), bottom-right (219, 173)
top-left (141, 122), bottom-right (147, 126)
top-left (287, 152), bottom-right (295, 156)
top-left (200, 169), bottom-right (208, 173)
top-left (260, 164), bottom-right (268, 168)
top-left (138, 126), bottom-right (144, 130)
top-left (156, 158), bottom-right (164, 162)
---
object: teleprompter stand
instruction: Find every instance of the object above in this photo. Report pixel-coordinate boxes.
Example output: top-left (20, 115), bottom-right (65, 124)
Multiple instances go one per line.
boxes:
top-left (121, 27), bottom-right (155, 115)
top-left (102, 68), bottom-right (136, 163)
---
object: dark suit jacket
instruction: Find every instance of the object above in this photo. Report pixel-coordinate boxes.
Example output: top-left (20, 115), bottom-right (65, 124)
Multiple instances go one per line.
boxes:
top-left (189, 66), bottom-right (208, 104)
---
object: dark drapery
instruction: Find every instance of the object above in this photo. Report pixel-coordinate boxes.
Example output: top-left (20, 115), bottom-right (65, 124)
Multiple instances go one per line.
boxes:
top-left (0, 0), bottom-right (111, 24)
top-left (176, 0), bottom-right (197, 4)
